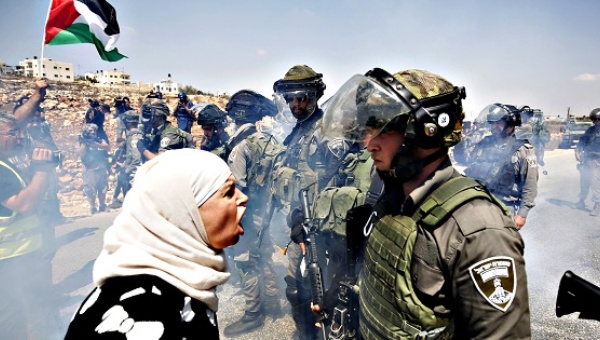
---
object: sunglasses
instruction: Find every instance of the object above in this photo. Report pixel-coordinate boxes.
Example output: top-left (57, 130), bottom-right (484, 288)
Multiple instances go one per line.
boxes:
top-left (283, 94), bottom-right (309, 103)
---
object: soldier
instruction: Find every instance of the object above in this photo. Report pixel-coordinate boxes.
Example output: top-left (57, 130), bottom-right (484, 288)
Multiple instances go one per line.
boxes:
top-left (77, 123), bottom-right (110, 214)
top-left (121, 110), bottom-right (144, 189)
top-left (196, 104), bottom-right (230, 155)
top-left (575, 108), bottom-right (600, 216)
top-left (324, 68), bottom-right (530, 339)
top-left (221, 90), bottom-right (283, 336)
top-left (271, 64), bottom-right (333, 340)
top-left (465, 103), bottom-right (539, 229)
top-left (135, 98), bottom-right (197, 162)
top-left (521, 106), bottom-right (550, 167)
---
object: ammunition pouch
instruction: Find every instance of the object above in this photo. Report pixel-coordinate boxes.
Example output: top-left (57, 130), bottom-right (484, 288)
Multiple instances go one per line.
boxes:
top-left (313, 187), bottom-right (365, 237)
top-left (272, 165), bottom-right (317, 207)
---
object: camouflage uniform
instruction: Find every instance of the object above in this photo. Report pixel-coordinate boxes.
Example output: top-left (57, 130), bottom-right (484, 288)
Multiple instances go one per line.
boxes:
top-left (221, 90), bottom-right (282, 337)
top-left (466, 133), bottom-right (539, 218)
top-left (576, 115), bottom-right (600, 215)
top-left (272, 65), bottom-right (333, 340)
top-left (147, 123), bottom-right (194, 153)
top-left (227, 124), bottom-right (281, 312)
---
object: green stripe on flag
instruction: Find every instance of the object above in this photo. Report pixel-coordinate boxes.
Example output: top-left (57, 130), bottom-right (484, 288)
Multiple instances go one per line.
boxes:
top-left (47, 23), bottom-right (127, 62)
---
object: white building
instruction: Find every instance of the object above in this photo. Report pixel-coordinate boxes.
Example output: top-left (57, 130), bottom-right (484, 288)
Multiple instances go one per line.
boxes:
top-left (153, 74), bottom-right (181, 94)
top-left (84, 68), bottom-right (131, 86)
top-left (18, 57), bottom-right (74, 82)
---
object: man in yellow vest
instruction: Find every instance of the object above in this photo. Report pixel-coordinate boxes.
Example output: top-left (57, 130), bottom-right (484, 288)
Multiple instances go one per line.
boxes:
top-left (0, 110), bottom-right (61, 339)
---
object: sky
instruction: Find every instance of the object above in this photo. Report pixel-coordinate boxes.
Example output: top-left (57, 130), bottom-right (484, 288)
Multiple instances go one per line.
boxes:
top-left (1, 0), bottom-right (600, 120)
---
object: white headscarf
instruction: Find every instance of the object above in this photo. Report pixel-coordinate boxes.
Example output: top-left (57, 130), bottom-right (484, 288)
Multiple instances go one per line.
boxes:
top-left (93, 149), bottom-right (232, 312)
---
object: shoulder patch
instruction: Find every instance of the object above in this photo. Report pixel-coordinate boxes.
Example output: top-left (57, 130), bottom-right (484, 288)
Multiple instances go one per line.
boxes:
top-left (469, 256), bottom-right (517, 312)
top-left (160, 137), bottom-right (171, 149)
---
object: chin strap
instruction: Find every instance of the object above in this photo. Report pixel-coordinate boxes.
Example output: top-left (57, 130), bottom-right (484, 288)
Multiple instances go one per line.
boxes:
top-left (378, 146), bottom-right (447, 183)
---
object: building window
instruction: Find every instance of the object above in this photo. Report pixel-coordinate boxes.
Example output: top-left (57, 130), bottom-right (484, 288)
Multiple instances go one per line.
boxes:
top-left (54, 66), bottom-right (58, 69)
top-left (66, 75), bottom-right (71, 79)
top-left (65, 67), bottom-right (70, 71)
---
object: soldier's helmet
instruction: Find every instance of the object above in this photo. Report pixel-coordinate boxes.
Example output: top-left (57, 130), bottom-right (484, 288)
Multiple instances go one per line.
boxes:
top-left (483, 103), bottom-right (522, 127)
top-left (122, 110), bottom-right (139, 124)
top-left (196, 104), bottom-right (228, 128)
top-left (225, 90), bottom-right (277, 124)
top-left (141, 98), bottom-right (169, 119)
top-left (589, 108), bottom-right (600, 121)
top-left (273, 65), bottom-right (326, 121)
top-left (321, 68), bottom-right (466, 150)
top-left (178, 92), bottom-right (187, 99)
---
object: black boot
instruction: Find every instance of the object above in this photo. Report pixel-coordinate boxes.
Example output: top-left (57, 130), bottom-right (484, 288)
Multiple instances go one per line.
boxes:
top-left (262, 294), bottom-right (283, 318)
top-left (223, 312), bottom-right (265, 337)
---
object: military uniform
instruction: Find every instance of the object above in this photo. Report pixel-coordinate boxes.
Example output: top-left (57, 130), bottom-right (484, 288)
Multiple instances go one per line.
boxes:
top-left (273, 108), bottom-right (327, 339)
top-left (148, 122), bottom-right (194, 154)
top-left (576, 123), bottom-right (600, 215)
top-left (359, 160), bottom-right (531, 339)
top-left (466, 134), bottom-right (539, 218)
top-left (227, 123), bottom-right (282, 318)
top-left (124, 128), bottom-right (143, 186)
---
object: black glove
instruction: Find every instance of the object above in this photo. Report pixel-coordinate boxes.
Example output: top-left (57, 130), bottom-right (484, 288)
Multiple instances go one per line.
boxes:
top-left (288, 208), bottom-right (305, 244)
top-left (136, 138), bottom-right (148, 154)
top-left (290, 220), bottom-right (306, 244)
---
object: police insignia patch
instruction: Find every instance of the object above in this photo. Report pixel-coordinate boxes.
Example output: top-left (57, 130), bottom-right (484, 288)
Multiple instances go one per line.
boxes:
top-left (160, 137), bottom-right (171, 148)
top-left (468, 256), bottom-right (517, 312)
top-left (327, 138), bottom-right (349, 160)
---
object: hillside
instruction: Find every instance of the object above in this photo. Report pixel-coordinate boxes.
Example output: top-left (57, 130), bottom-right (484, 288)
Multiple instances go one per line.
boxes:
top-left (0, 76), bottom-right (226, 217)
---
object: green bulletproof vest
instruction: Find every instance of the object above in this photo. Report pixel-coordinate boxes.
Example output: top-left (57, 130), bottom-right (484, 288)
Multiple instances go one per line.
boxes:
top-left (272, 119), bottom-right (321, 207)
top-left (245, 133), bottom-right (286, 196)
top-left (313, 149), bottom-right (374, 236)
top-left (359, 176), bottom-right (510, 340)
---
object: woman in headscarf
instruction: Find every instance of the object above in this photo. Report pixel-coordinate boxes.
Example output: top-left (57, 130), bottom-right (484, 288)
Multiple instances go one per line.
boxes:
top-left (65, 149), bottom-right (248, 340)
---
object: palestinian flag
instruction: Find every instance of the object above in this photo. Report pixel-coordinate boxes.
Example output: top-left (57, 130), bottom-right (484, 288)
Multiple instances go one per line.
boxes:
top-left (44, 0), bottom-right (126, 62)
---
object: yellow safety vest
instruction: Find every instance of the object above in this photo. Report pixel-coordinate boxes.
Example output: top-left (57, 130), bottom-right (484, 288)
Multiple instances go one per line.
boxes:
top-left (0, 160), bottom-right (43, 260)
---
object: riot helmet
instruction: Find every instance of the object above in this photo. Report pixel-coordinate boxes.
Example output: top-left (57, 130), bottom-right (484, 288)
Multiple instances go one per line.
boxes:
top-left (140, 98), bottom-right (169, 133)
top-left (477, 103), bottom-right (521, 138)
top-left (483, 103), bottom-right (521, 126)
top-left (226, 90), bottom-right (277, 124)
top-left (178, 92), bottom-right (187, 100)
top-left (589, 108), bottom-right (600, 121)
top-left (122, 110), bottom-right (139, 126)
top-left (321, 68), bottom-right (466, 181)
top-left (273, 65), bottom-right (326, 121)
top-left (195, 103), bottom-right (228, 128)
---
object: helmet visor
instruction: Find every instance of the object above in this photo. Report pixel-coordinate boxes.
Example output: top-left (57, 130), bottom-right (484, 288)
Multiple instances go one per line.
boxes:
top-left (320, 74), bottom-right (413, 143)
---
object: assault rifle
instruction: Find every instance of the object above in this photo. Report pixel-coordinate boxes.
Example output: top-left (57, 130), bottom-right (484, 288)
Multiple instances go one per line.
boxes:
top-left (300, 188), bottom-right (328, 335)
top-left (556, 270), bottom-right (600, 321)
top-left (328, 205), bottom-right (371, 340)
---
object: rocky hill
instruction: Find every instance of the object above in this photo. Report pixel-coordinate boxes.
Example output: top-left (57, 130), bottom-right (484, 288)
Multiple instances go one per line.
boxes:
top-left (0, 76), bottom-right (227, 217)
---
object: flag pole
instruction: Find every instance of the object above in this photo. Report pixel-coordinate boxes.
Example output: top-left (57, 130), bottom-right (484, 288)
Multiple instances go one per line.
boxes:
top-left (40, 0), bottom-right (53, 78)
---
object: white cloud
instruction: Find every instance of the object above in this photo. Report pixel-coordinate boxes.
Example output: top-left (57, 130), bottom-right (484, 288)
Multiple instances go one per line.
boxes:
top-left (257, 49), bottom-right (267, 56)
top-left (574, 73), bottom-right (600, 81)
